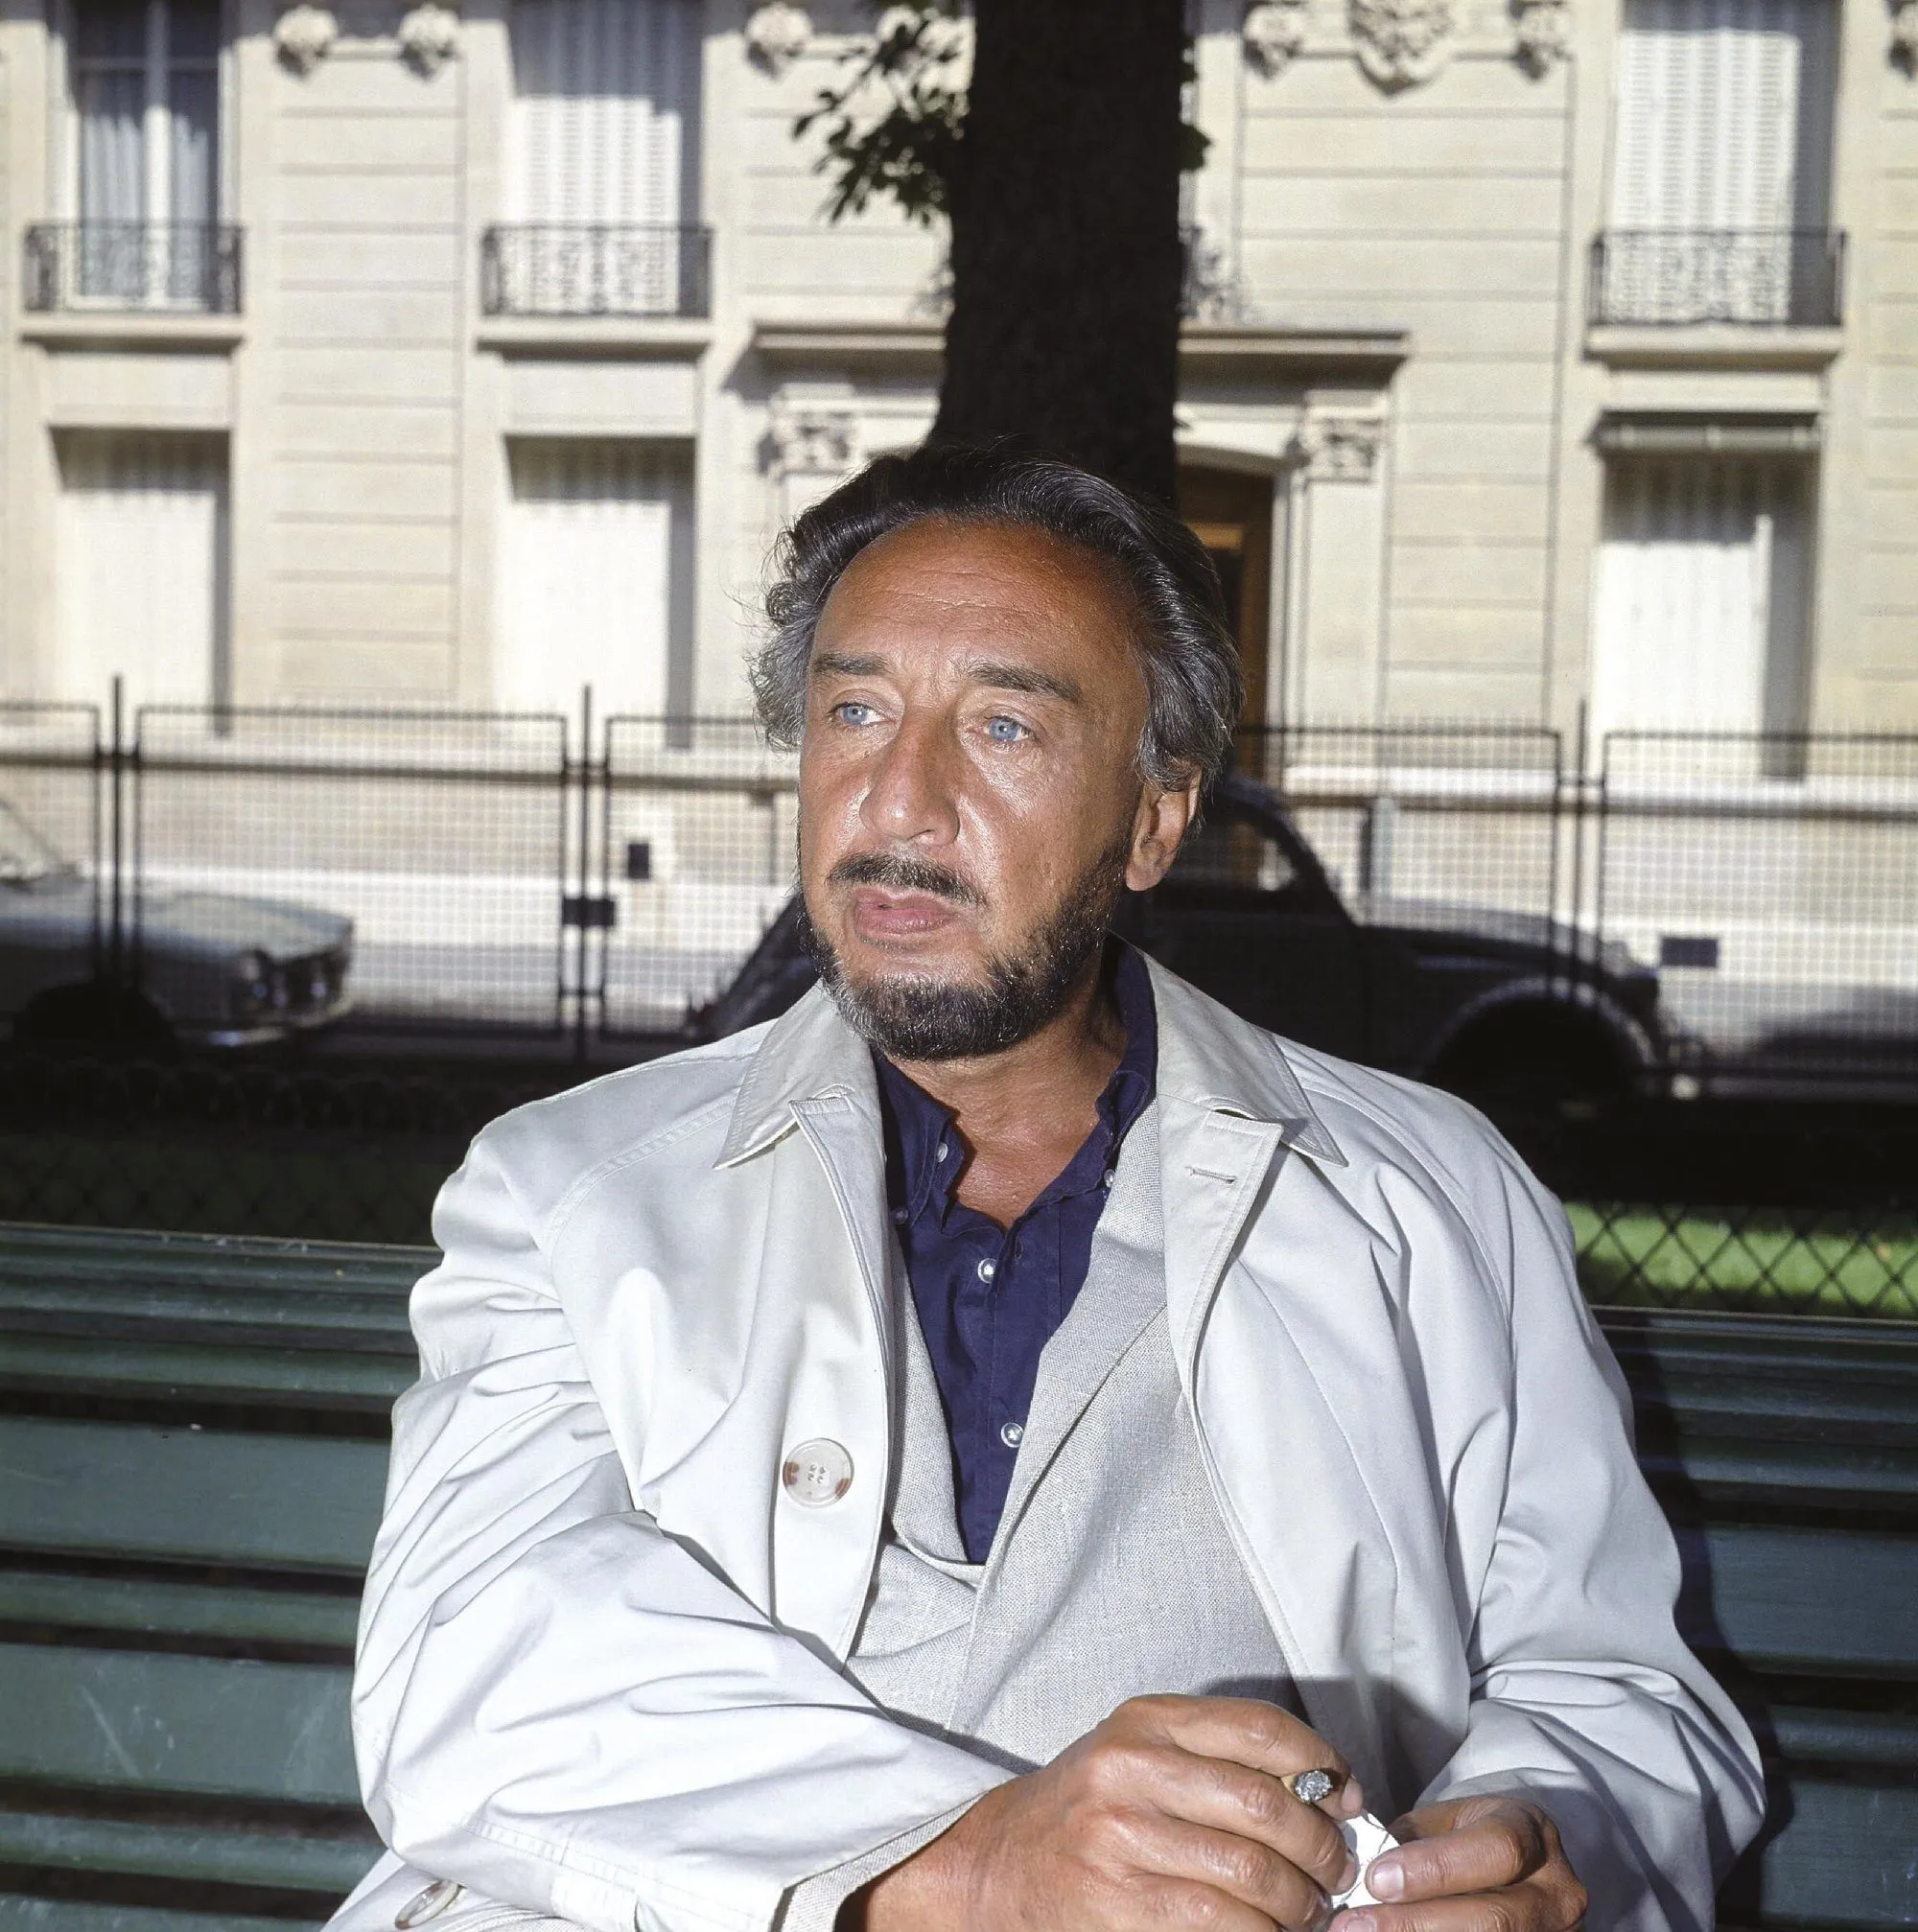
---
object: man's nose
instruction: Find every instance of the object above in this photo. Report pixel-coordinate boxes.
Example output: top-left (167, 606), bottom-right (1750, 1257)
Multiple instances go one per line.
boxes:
top-left (858, 713), bottom-right (961, 847)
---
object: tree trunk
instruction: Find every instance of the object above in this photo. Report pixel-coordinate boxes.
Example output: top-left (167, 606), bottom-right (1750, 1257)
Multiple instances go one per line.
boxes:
top-left (931, 0), bottom-right (1186, 505)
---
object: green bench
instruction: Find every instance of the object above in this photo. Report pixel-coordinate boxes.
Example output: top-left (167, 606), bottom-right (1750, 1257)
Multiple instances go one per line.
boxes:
top-left (0, 1225), bottom-right (1912, 1932)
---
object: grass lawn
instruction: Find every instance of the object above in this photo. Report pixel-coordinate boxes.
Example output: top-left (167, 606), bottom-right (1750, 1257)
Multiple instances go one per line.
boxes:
top-left (1569, 1201), bottom-right (1918, 1319)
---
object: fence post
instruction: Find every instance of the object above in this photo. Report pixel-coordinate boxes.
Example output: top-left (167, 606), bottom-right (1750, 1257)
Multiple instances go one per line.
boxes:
top-left (105, 676), bottom-right (126, 994)
top-left (574, 685), bottom-right (595, 1060)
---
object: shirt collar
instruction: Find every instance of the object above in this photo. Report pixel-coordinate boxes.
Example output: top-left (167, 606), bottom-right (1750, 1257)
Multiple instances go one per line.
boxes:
top-left (715, 942), bottom-right (1344, 1170)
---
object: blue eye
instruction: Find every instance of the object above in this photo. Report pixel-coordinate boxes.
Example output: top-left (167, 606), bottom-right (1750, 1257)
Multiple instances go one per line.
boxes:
top-left (986, 716), bottom-right (1027, 743)
top-left (832, 701), bottom-right (879, 727)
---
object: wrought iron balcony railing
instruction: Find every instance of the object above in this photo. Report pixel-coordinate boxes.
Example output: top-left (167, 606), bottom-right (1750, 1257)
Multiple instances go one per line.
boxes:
top-left (23, 221), bottom-right (243, 314)
top-left (480, 224), bottom-right (713, 320)
top-left (1589, 228), bottom-right (1845, 328)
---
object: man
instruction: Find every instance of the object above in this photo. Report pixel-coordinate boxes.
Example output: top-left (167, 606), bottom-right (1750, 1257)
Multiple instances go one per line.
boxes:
top-left (335, 448), bottom-right (1763, 1932)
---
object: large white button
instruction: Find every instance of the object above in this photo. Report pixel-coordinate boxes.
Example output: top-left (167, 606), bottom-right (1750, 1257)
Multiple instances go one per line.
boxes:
top-left (999, 1420), bottom-right (1025, 1448)
top-left (395, 1880), bottom-right (461, 1928)
top-left (976, 1257), bottom-right (995, 1283)
top-left (782, 1437), bottom-right (854, 1506)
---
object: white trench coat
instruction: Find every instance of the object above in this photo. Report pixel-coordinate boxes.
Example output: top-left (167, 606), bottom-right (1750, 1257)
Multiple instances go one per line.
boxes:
top-left (337, 959), bottom-right (1764, 1932)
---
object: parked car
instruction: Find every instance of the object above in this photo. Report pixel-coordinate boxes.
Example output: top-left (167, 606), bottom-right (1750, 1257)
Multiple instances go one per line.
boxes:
top-left (699, 772), bottom-right (1668, 1106)
top-left (0, 797), bottom-right (354, 1048)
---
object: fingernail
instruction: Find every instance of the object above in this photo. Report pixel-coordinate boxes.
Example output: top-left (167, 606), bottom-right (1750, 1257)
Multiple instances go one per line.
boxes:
top-left (1367, 1856), bottom-right (1405, 1900)
top-left (1339, 1853), bottom-right (1361, 1894)
top-left (1341, 1780), bottom-right (1367, 1816)
top-left (1342, 1915), bottom-right (1376, 1932)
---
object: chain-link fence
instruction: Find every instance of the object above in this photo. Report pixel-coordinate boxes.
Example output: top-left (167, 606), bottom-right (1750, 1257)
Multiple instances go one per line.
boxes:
top-left (1597, 733), bottom-right (1918, 1082)
top-left (136, 705), bottom-right (573, 1034)
top-left (0, 1047), bottom-right (1910, 1318)
top-left (1238, 722), bottom-right (1567, 943)
top-left (10, 695), bottom-right (1918, 1089)
top-left (597, 715), bottom-right (798, 1036)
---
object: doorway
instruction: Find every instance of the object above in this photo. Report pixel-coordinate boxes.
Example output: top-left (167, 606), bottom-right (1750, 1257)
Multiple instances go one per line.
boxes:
top-left (1177, 466), bottom-right (1273, 728)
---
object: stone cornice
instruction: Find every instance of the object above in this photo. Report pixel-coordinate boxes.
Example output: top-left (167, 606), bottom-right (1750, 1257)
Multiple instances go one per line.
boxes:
top-left (749, 321), bottom-right (1412, 384)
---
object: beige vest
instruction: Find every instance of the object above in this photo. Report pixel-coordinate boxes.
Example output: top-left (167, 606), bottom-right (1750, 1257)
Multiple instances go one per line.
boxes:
top-left (845, 1101), bottom-right (1297, 1772)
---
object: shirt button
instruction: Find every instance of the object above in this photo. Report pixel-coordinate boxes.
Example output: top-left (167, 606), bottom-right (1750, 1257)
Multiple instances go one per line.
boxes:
top-left (891, 1206), bottom-right (908, 1225)
top-left (976, 1257), bottom-right (995, 1282)
top-left (999, 1420), bottom-right (1025, 1448)
top-left (936, 1141), bottom-right (949, 1163)
top-left (395, 1881), bottom-right (461, 1928)
top-left (781, 1438), bottom-right (854, 1506)
top-left (1101, 1169), bottom-right (1116, 1188)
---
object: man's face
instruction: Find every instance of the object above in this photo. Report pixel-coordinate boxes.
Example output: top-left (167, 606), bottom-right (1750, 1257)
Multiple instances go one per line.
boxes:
top-left (797, 517), bottom-right (1195, 1059)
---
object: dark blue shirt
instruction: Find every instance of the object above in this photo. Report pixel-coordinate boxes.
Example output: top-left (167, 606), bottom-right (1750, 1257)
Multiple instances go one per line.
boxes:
top-left (873, 946), bottom-right (1158, 1561)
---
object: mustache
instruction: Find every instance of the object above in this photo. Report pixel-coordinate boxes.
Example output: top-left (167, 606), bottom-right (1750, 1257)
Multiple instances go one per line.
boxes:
top-left (828, 850), bottom-right (984, 909)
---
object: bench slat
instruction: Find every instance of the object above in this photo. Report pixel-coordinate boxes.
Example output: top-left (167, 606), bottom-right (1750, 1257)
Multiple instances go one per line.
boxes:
top-left (0, 1333), bottom-right (413, 1408)
top-left (0, 1812), bottom-right (377, 1898)
top-left (1742, 1773), bottom-right (1918, 1929)
top-left (0, 1644), bottom-right (358, 1804)
top-left (1645, 1437), bottom-right (1918, 1508)
top-left (0, 1418), bottom-right (386, 1573)
top-left (1683, 1525), bottom-right (1918, 1676)
top-left (0, 1895), bottom-right (323, 1932)
top-left (0, 1571), bottom-right (359, 1652)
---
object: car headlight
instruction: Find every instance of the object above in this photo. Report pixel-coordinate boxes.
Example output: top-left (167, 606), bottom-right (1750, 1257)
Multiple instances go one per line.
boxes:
top-left (229, 948), bottom-right (277, 1020)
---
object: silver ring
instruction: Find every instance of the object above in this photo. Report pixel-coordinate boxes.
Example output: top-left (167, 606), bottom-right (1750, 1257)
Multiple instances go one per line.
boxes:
top-left (1285, 1767), bottom-right (1341, 1804)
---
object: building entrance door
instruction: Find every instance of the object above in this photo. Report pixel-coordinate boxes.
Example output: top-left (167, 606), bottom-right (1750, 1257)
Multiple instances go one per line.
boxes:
top-left (1177, 467), bottom-right (1274, 729)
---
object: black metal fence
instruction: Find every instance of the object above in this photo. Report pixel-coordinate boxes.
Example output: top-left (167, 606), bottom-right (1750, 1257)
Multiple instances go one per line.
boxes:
top-left (6, 696), bottom-right (1918, 1088)
top-left (1587, 228), bottom-right (1845, 328)
top-left (23, 221), bottom-right (245, 314)
top-left (1, 1044), bottom-right (1910, 1317)
top-left (480, 223), bottom-right (713, 318)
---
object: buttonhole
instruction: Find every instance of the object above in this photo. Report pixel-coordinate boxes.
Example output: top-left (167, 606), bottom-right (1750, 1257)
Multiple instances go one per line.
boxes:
top-left (1188, 1165), bottom-right (1238, 1183)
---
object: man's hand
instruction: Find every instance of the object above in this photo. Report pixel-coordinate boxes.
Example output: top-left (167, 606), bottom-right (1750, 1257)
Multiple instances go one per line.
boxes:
top-left (861, 1694), bottom-right (1365, 1931)
top-left (1341, 1796), bottom-right (1588, 1932)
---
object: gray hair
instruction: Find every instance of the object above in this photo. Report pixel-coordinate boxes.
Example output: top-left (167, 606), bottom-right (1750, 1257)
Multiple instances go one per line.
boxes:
top-left (752, 444), bottom-right (1245, 791)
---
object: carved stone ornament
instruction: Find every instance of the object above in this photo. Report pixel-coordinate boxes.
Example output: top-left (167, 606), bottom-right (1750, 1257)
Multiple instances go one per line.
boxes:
top-left (1512, 0), bottom-right (1570, 75)
top-left (1894, 0), bottom-right (1918, 75)
top-left (1244, 0), bottom-right (1310, 77)
top-left (397, 2), bottom-right (459, 76)
top-left (745, 2), bottom-right (812, 77)
top-left (273, 3), bottom-right (338, 74)
top-left (768, 399), bottom-right (859, 477)
top-left (1348, 0), bottom-right (1454, 91)
top-left (1289, 412), bottom-right (1387, 482)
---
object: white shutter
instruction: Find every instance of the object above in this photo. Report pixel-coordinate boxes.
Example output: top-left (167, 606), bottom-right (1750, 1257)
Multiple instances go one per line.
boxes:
top-left (1610, 0), bottom-right (1834, 291)
top-left (508, 0), bottom-right (699, 224)
top-left (501, 440), bottom-right (690, 717)
top-left (57, 432), bottom-right (226, 710)
top-left (1592, 455), bottom-right (1810, 735)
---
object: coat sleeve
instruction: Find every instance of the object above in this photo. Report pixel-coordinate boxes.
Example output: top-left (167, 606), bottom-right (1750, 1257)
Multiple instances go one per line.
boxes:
top-left (349, 1131), bottom-right (1011, 1932)
top-left (1416, 1134), bottom-right (1767, 1932)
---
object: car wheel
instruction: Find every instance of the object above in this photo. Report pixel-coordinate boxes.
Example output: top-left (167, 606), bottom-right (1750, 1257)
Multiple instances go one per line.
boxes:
top-left (12, 984), bottom-right (176, 1053)
top-left (1427, 1005), bottom-right (1634, 1113)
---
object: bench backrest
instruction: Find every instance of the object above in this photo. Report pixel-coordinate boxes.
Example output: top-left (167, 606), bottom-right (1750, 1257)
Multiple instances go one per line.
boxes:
top-left (1, 1226), bottom-right (1912, 1932)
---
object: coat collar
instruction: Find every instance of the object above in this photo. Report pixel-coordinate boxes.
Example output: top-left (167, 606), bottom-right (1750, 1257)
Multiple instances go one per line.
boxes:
top-left (713, 947), bottom-right (1345, 1171)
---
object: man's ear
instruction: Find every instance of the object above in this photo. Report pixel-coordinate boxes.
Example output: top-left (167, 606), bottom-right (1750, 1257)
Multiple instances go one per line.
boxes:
top-left (1126, 776), bottom-right (1203, 892)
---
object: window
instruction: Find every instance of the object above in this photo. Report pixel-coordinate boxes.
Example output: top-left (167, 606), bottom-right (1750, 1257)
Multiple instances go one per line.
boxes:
top-left (492, 0), bottom-right (704, 315)
top-left (67, 0), bottom-right (222, 305)
top-left (1599, 0), bottom-right (1838, 324)
top-left (57, 433), bottom-right (229, 710)
top-left (500, 441), bottom-right (692, 717)
top-left (1591, 453), bottom-right (1813, 739)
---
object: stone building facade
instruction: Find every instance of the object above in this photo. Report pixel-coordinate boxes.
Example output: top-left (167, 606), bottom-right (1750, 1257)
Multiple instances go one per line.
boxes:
top-left (0, 0), bottom-right (1911, 738)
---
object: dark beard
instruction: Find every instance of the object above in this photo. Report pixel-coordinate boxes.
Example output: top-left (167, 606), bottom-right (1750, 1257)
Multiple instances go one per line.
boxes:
top-left (803, 835), bottom-right (1132, 1062)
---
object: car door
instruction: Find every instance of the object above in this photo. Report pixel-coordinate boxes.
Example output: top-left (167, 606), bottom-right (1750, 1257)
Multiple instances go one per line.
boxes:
top-left (1133, 788), bottom-right (1371, 1059)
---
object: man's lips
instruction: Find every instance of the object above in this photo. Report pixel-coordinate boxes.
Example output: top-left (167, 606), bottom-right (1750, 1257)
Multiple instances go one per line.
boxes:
top-left (848, 887), bottom-right (967, 943)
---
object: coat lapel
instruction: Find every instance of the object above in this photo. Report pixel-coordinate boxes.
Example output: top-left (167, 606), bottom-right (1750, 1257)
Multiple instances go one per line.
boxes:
top-left (1148, 961), bottom-right (1413, 1803)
